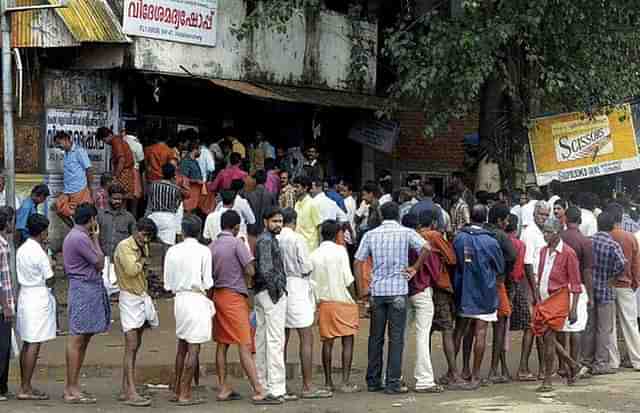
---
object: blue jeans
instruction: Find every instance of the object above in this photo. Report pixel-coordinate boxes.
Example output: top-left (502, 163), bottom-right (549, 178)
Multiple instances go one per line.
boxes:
top-left (366, 295), bottom-right (408, 390)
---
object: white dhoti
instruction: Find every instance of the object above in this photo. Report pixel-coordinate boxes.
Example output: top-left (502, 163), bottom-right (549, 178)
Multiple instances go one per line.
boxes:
top-left (285, 277), bottom-right (315, 329)
top-left (148, 211), bottom-right (178, 245)
top-left (461, 312), bottom-right (498, 322)
top-left (561, 284), bottom-right (588, 332)
top-left (174, 292), bottom-right (215, 344)
top-left (119, 290), bottom-right (160, 333)
top-left (16, 286), bottom-right (56, 343)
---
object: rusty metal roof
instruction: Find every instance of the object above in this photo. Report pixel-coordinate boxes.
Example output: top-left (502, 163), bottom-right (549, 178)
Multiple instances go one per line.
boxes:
top-left (51, 0), bottom-right (129, 43)
top-left (209, 79), bottom-right (389, 111)
top-left (10, 0), bottom-right (128, 47)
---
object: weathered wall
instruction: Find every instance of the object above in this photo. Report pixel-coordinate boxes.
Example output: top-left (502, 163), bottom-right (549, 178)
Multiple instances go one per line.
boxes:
top-left (130, 0), bottom-right (378, 92)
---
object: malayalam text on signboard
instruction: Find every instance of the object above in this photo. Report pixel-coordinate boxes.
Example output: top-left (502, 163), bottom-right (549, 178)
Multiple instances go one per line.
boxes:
top-left (123, 0), bottom-right (218, 47)
top-left (348, 119), bottom-right (400, 153)
top-left (528, 105), bottom-right (640, 186)
top-left (45, 109), bottom-right (108, 174)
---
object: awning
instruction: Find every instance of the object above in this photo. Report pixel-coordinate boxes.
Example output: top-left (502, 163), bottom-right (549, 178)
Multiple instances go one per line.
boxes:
top-left (209, 79), bottom-right (389, 111)
top-left (11, 0), bottom-right (129, 47)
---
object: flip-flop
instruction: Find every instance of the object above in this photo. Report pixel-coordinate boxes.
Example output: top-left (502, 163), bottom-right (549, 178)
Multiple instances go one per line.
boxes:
top-left (415, 384), bottom-right (445, 394)
top-left (63, 395), bottom-right (97, 405)
top-left (283, 393), bottom-right (299, 401)
top-left (253, 394), bottom-right (284, 405)
top-left (446, 381), bottom-right (480, 391)
top-left (339, 383), bottom-right (361, 394)
top-left (436, 374), bottom-right (451, 385)
top-left (536, 385), bottom-right (554, 393)
top-left (176, 398), bottom-right (206, 407)
top-left (123, 396), bottom-right (152, 407)
top-left (517, 373), bottom-right (538, 382)
top-left (216, 391), bottom-right (242, 402)
top-left (302, 388), bottom-right (333, 399)
top-left (489, 376), bottom-right (510, 384)
top-left (17, 392), bottom-right (49, 401)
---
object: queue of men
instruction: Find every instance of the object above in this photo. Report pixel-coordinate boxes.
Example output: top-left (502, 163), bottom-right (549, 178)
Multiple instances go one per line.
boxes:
top-left (3, 125), bottom-right (640, 406)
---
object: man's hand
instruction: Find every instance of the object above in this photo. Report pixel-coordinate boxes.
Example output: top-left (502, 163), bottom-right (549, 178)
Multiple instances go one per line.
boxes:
top-left (3, 309), bottom-right (14, 324)
top-left (404, 266), bottom-right (417, 280)
top-left (608, 278), bottom-right (618, 288)
top-left (568, 307), bottom-right (578, 325)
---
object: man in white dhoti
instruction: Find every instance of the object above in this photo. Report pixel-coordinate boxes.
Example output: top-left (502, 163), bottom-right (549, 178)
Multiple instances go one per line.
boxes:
top-left (279, 208), bottom-right (332, 399)
top-left (163, 216), bottom-right (214, 406)
top-left (16, 214), bottom-right (55, 401)
top-left (113, 218), bottom-right (159, 407)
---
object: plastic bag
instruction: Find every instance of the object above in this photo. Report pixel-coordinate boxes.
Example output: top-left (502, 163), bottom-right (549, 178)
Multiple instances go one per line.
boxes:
top-left (10, 328), bottom-right (20, 359)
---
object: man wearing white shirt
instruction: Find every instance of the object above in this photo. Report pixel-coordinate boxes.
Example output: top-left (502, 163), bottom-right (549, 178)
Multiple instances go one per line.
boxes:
top-left (16, 214), bottom-right (55, 401)
top-left (517, 201), bottom-right (550, 380)
top-left (520, 188), bottom-right (543, 230)
top-left (204, 190), bottom-right (237, 242)
top-left (198, 141), bottom-right (216, 182)
top-left (311, 220), bottom-right (359, 393)
top-left (310, 181), bottom-right (348, 224)
top-left (279, 208), bottom-right (331, 399)
top-left (341, 182), bottom-right (357, 246)
top-left (578, 193), bottom-right (598, 237)
top-left (163, 216), bottom-right (214, 406)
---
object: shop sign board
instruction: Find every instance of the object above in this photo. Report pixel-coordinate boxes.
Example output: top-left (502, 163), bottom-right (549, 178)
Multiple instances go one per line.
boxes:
top-left (123, 0), bottom-right (218, 47)
top-left (348, 119), bottom-right (400, 153)
top-left (528, 104), bottom-right (640, 186)
top-left (45, 109), bottom-right (109, 173)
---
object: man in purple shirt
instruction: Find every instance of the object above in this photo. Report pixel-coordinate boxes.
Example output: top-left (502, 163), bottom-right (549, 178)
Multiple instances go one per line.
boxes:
top-left (62, 203), bottom-right (106, 405)
top-left (209, 210), bottom-right (266, 403)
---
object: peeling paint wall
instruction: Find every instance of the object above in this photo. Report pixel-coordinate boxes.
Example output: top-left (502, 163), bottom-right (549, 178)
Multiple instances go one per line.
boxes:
top-left (128, 0), bottom-right (377, 92)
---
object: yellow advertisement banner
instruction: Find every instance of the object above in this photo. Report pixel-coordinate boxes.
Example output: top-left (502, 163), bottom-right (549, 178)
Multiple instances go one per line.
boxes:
top-left (528, 105), bottom-right (640, 185)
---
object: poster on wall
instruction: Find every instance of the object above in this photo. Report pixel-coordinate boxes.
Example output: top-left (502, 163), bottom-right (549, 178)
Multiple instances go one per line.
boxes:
top-left (528, 104), bottom-right (640, 186)
top-left (45, 109), bottom-right (109, 174)
top-left (123, 0), bottom-right (218, 47)
top-left (348, 119), bottom-right (400, 153)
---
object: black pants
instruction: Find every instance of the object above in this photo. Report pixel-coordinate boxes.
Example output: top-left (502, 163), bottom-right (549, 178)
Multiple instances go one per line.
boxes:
top-left (0, 315), bottom-right (11, 395)
top-left (366, 295), bottom-right (408, 390)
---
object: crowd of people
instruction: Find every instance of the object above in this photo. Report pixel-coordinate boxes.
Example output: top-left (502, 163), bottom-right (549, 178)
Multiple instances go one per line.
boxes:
top-left (0, 126), bottom-right (639, 406)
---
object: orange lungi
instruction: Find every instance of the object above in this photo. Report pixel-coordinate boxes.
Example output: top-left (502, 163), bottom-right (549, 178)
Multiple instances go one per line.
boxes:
top-left (212, 288), bottom-right (251, 345)
top-left (184, 182), bottom-right (203, 212)
top-left (132, 169), bottom-right (143, 199)
top-left (497, 282), bottom-right (512, 318)
top-left (55, 187), bottom-right (93, 218)
top-left (532, 288), bottom-right (570, 337)
top-left (357, 257), bottom-right (373, 299)
top-left (318, 301), bottom-right (360, 340)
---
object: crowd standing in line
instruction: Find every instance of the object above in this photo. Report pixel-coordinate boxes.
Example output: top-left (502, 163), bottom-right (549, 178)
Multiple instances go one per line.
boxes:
top-left (2, 128), bottom-right (640, 406)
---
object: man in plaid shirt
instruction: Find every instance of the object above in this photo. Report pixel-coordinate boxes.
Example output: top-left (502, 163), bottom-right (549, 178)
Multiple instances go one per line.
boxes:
top-left (0, 208), bottom-right (15, 401)
top-left (355, 202), bottom-right (431, 394)
top-left (582, 212), bottom-right (626, 375)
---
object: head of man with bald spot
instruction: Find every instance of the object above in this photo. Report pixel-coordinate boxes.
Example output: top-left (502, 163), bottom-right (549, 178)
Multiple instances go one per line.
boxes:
top-left (534, 201), bottom-right (551, 230)
top-left (471, 204), bottom-right (488, 225)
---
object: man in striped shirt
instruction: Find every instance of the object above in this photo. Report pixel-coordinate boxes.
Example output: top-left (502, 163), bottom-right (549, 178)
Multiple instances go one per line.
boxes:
top-left (147, 163), bottom-right (185, 276)
top-left (0, 208), bottom-right (14, 401)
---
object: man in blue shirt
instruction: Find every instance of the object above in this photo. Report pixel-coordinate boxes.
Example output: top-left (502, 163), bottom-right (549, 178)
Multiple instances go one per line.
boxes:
top-left (452, 205), bottom-right (505, 390)
top-left (407, 182), bottom-right (445, 230)
top-left (16, 184), bottom-right (50, 246)
top-left (53, 131), bottom-right (94, 227)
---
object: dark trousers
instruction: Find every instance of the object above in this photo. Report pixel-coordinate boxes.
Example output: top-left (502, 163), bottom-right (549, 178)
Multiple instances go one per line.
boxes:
top-left (0, 315), bottom-right (11, 394)
top-left (366, 295), bottom-right (408, 390)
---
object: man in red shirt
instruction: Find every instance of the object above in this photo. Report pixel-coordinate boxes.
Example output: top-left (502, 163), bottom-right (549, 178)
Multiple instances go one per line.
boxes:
top-left (533, 219), bottom-right (585, 392)
top-left (210, 153), bottom-right (248, 193)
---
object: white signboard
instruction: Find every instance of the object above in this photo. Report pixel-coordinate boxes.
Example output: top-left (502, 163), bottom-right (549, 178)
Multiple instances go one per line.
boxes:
top-left (123, 0), bottom-right (218, 47)
top-left (45, 109), bottom-right (109, 173)
top-left (348, 119), bottom-right (400, 153)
